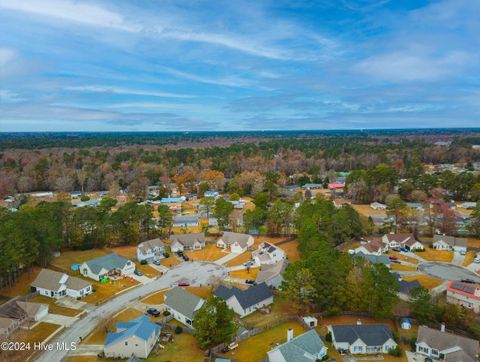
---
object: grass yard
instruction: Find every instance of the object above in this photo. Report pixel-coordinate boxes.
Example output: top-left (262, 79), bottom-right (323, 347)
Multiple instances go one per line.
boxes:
top-left (403, 275), bottom-right (443, 289)
top-left (276, 240), bottom-right (300, 261)
top-left (319, 315), bottom-right (397, 330)
top-left (352, 204), bottom-right (387, 217)
top-left (463, 251), bottom-right (476, 266)
top-left (29, 295), bottom-right (82, 316)
top-left (467, 238), bottom-right (480, 248)
top-left (414, 247), bottom-right (453, 262)
top-left (221, 321), bottom-right (306, 362)
top-left (388, 251), bottom-right (420, 265)
top-left (9, 322), bottom-right (62, 361)
top-left (391, 264), bottom-right (418, 272)
top-left (108, 245), bottom-right (137, 259)
top-left (136, 263), bottom-right (162, 278)
top-left (242, 298), bottom-right (296, 329)
top-left (82, 276), bottom-right (139, 305)
top-left (161, 255), bottom-right (183, 268)
top-left (224, 252), bottom-right (253, 267)
top-left (142, 289), bottom-right (167, 304)
top-left (229, 267), bottom-right (259, 280)
top-left (0, 267), bottom-right (41, 298)
top-left (50, 249), bottom-right (109, 272)
top-left (185, 243), bottom-right (227, 262)
top-left (149, 332), bottom-right (204, 362)
top-left (185, 286), bottom-right (213, 299)
top-left (84, 308), bottom-right (145, 345)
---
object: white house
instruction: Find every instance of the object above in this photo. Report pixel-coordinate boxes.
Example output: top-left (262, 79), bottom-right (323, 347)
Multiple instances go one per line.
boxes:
top-left (136, 238), bottom-right (165, 262)
top-left (447, 280), bottom-right (480, 313)
top-left (31, 268), bottom-right (92, 299)
top-left (172, 215), bottom-right (200, 227)
top-left (217, 232), bottom-right (254, 254)
top-left (104, 316), bottom-right (161, 359)
top-left (433, 235), bottom-right (467, 253)
top-left (169, 233), bottom-right (205, 252)
top-left (268, 329), bottom-right (328, 362)
top-left (416, 325), bottom-right (479, 362)
top-left (252, 242), bottom-right (286, 265)
top-left (328, 323), bottom-right (397, 354)
top-left (354, 238), bottom-right (387, 255)
top-left (80, 253), bottom-right (135, 281)
top-left (164, 287), bottom-right (204, 329)
top-left (214, 283), bottom-right (273, 318)
top-left (381, 233), bottom-right (423, 251)
top-left (370, 202), bottom-right (387, 210)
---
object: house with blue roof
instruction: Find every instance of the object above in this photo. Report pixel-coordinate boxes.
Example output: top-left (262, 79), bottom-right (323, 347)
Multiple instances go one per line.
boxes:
top-left (267, 329), bottom-right (328, 362)
top-left (104, 315), bottom-right (161, 359)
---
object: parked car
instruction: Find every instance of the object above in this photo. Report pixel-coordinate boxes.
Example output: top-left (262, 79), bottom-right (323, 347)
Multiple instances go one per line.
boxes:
top-left (388, 255), bottom-right (398, 261)
top-left (474, 257), bottom-right (480, 264)
top-left (176, 251), bottom-right (184, 257)
top-left (182, 255), bottom-right (190, 261)
top-left (134, 270), bottom-right (143, 276)
top-left (245, 279), bottom-right (256, 285)
top-left (400, 247), bottom-right (409, 252)
top-left (146, 308), bottom-right (160, 317)
top-left (459, 250), bottom-right (466, 256)
top-left (178, 280), bottom-right (190, 286)
top-left (243, 261), bottom-right (254, 267)
top-left (153, 260), bottom-right (161, 266)
top-left (163, 252), bottom-right (170, 258)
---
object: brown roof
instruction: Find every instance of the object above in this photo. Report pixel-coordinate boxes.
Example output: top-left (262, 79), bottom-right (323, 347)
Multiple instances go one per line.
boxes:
top-left (363, 238), bottom-right (384, 253)
top-left (16, 301), bottom-right (48, 319)
top-left (65, 276), bottom-right (91, 291)
top-left (256, 260), bottom-right (287, 283)
top-left (169, 233), bottom-right (205, 247)
top-left (0, 317), bottom-right (15, 331)
top-left (385, 233), bottom-right (416, 243)
top-left (31, 269), bottom-right (65, 291)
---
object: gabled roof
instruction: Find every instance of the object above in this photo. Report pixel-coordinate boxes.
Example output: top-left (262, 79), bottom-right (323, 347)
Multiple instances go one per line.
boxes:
top-left (173, 215), bottom-right (200, 224)
top-left (169, 233), bottom-right (205, 247)
top-left (384, 233), bottom-right (417, 244)
top-left (448, 280), bottom-right (480, 301)
top-left (84, 253), bottom-right (131, 274)
top-left (137, 238), bottom-right (165, 254)
top-left (417, 325), bottom-right (479, 362)
top-left (214, 282), bottom-right (272, 310)
top-left (331, 324), bottom-right (394, 346)
top-left (105, 315), bottom-right (160, 346)
top-left (164, 287), bottom-right (203, 320)
top-left (270, 329), bottom-right (326, 362)
top-left (256, 260), bottom-right (287, 283)
top-left (15, 301), bottom-right (48, 319)
top-left (393, 273), bottom-right (421, 295)
top-left (31, 269), bottom-right (65, 291)
top-left (221, 232), bottom-right (251, 248)
top-left (355, 252), bottom-right (391, 266)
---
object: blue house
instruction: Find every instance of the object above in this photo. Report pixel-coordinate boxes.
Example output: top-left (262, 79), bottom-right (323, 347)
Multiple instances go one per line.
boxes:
top-left (267, 329), bottom-right (328, 362)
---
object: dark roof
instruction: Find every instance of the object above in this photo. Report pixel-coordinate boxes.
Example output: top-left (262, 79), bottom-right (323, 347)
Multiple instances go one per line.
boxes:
top-left (214, 283), bottom-right (273, 310)
top-left (356, 252), bottom-right (391, 265)
top-left (331, 324), bottom-right (394, 346)
top-left (393, 273), bottom-right (421, 295)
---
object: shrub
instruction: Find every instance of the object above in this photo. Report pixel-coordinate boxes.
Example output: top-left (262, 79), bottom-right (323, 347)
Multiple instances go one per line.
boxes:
top-left (174, 325), bottom-right (183, 334)
top-left (140, 260), bottom-right (147, 265)
top-left (388, 346), bottom-right (402, 357)
top-left (163, 310), bottom-right (171, 316)
top-left (80, 194), bottom-right (90, 201)
top-left (409, 337), bottom-right (417, 351)
top-left (325, 331), bottom-right (332, 342)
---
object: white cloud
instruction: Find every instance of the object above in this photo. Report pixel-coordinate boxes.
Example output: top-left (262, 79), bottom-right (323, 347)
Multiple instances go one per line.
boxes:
top-left (65, 85), bottom-right (195, 98)
top-left (0, 90), bottom-right (25, 103)
top-left (160, 66), bottom-right (255, 88)
top-left (0, 47), bottom-right (15, 66)
top-left (0, 0), bottom-right (137, 31)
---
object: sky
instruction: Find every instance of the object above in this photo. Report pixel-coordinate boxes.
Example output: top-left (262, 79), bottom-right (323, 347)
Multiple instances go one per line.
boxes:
top-left (0, 0), bottom-right (479, 131)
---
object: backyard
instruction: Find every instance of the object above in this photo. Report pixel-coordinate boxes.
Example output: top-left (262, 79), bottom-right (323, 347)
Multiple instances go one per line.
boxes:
top-left (149, 332), bottom-right (204, 362)
top-left (242, 297), bottom-right (296, 329)
top-left (229, 267), bottom-right (259, 280)
top-left (402, 275), bottom-right (443, 289)
top-left (29, 295), bottom-right (82, 316)
top-left (414, 248), bottom-right (453, 262)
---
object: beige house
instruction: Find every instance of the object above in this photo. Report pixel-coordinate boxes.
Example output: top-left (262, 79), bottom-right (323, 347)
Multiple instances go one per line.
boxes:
top-left (217, 232), bottom-right (254, 254)
top-left (169, 233), bottom-right (205, 252)
top-left (31, 268), bottom-right (92, 299)
top-left (80, 253), bottom-right (135, 281)
top-left (329, 323), bottom-right (397, 354)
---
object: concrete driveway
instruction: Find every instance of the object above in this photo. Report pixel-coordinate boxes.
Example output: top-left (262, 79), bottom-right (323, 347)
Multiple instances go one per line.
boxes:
top-left (452, 252), bottom-right (466, 266)
top-left (43, 313), bottom-right (79, 327)
top-left (35, 261), bottom-right (227, 362)
top-left (418, 262), bottom-right (480, 283)
top-left (131, 274), bottom-right (153, 285)
top-left (215, 252), bottom-right (241, 265)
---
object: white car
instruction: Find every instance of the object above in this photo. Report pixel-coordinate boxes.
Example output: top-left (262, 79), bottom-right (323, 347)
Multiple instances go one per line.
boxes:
top-left (474, 257), bottom-right (480, 264)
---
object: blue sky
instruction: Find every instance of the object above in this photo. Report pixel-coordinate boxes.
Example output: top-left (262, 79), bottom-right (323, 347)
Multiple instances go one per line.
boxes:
top-left (0, 0), bottom-right (479, 131)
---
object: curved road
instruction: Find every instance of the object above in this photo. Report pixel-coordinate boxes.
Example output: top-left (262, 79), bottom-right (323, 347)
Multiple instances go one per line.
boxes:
top-left (418, 261), bottom-right (480, 283)
top-left (35, 261), bottom-right (227, 362)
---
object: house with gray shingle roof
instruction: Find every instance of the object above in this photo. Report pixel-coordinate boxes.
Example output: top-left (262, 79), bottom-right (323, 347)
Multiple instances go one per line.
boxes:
top-left (328, 323), bottom-right (397, 354)
top-left (80, 253), bottom-right (135, 281)
top-left (217, 232), bottom-right (254, 254)
top-left (214, 282), bottom-right (273, 317)
top-left (433, 235), bottom-right (467, 253)
top-left (31, 268), bottom-right (92, 299)
top-left (416, 325), bottom-right (479, 362)
top-left (169, 233), bottom-right (205, 252)
top-left (164, 287), bottom-right (204, 328)
top-left (136, 238), bottom-right (165, 262)
top-left (268, 329), bottom-right (328, 362)
top-left (256, 259), bottom-right (287, 289)
top-left (104, 315), bottom-right (161, 359)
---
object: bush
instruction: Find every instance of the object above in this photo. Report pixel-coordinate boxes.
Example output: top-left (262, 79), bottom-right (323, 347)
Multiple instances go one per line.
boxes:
top-left (325, 331), bottom-right (332, 342)
top-left (80, 195), bottom-right (90, 201)
top-left (140, 260), bottom-right (147, 265)
top-left (174, 325), bottom-right (183, 334)
top-left (388, 346), bottom-right (402, 357)
top-left (163, 310), bottom-right (171, 316)
top-left (409, 337), bottom-right (417, 351)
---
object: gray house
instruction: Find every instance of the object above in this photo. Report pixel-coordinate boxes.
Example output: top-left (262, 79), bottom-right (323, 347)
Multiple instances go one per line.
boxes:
top-left (169, 233), bottom-right (205, 252)
top-left (268, 329), bottom-right (328, 362)
top-left (214, 283), bottom-right (273, 318)
top-left (416, 325), bottom-right (479, 362)
top-left (164, 287), bottom-right (204, 328)
top-left (80, 253), bottom-right (135, 281)
top-left (433, 235), bottom-right (468, 253)
top-left (136, 238), bottom-right (165, 262)
top-left (328, 323), bottom-right (397, 354)
top-left (256, 259), bottom-right (287, 289)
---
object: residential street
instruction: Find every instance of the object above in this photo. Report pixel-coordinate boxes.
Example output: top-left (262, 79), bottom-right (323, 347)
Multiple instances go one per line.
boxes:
top-left (35, 261), bottom-right (227, 362)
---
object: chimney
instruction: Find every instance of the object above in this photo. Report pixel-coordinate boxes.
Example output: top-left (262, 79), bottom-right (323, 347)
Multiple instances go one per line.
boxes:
top-left (287, 328), bottom-right (294, 342)
top-left (356, 319), bottom-right (362, 325)
top-left (441, 323), bottom-right (445, 332)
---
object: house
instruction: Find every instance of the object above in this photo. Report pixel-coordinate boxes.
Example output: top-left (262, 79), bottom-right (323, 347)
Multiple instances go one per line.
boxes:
top-left (104, 315), bottom-right (161, 359)
top-left (406, 202), bottom-right (423, 211)
top-left (160, 197), bottom-right (186, 204)
top-left (31, 268), bottom-right (92, 299)
top-left (173, 215), bottom-right (200, 227)
top-left (354, 238), bottom-right (387, 255)
top-left (214, 282), bottom-right (273, 318)
top-left (169, 233), bottom-right (205, 252)
top-left (216, 232), bottom-right (254, 254)
top-left (370, 202), bottom-right (387, 210)
top-left (328, 182), bottom-right (345, 190)
top-left (164, 287), bottom-right (204, 328)
top-left (267, 329), bottom-right (328, 362)
top-left (393, 273), bottom-right (421, 298)
top-left (256, 259), bottom-right (287, 288)
top-left (459, 202), bottom-right (477, 209)
top-left (302, 183), bottom-right (323, 190)
top-left (136, 238), bottom-right (165, 262)
top-left (381, 233), bottom-right (423, 251)
top-left (72, 200), bottom-right (99, 208)
top-left (433, 235), bottom-right (467, 253)
top-left (328, 323), bottom-right (397, 354)
top-left (355, 252), bottom-right (391, 268)
top-left (416, 325), bottom-right (479, 362)
top-left (0, 317), bottom-right (19, 337)
top-left (252, 242), bottom-right (286, 265)
top-left (80, 253), bottom-right (135, 281)
top-left (447, 280), bottom-right (480, 313)
top-left (204, 191), bottom-right (220, 198)
top-left (15, 301), bottom-right (49, 322)
top-left (0, 298), bottom-right (49, 336)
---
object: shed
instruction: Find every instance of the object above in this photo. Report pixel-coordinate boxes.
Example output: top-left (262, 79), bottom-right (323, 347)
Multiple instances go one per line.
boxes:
top-left (401, 317), bottom-right (411, 330)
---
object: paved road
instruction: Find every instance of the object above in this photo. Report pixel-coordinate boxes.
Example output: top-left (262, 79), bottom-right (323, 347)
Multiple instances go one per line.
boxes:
top-left (35, 261), bottom-right (227, 362)
top-left (418, 261), bottom-right (480, 283)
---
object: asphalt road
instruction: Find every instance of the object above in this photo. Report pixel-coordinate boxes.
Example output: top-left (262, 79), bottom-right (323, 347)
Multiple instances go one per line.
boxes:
top-left (418, 261), bottom-right (480, 283)
top-left (35, 261), bottom-right (227, 362)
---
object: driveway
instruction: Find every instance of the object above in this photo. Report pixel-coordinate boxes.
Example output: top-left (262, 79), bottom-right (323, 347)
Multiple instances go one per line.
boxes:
top-left (131, 274), bottom-right (153, 285)
top-left (452, 252), bottom-right (465, 266)
top-left (215, 252), bottom-right (241, 265)
top-left (43, 313), bottom-right (79, 327)
top-left (418, 262), bottom-right (480, 283)
top-left (35, 261), bottom-right (227, 362)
